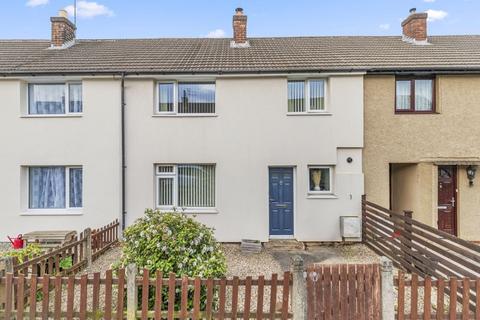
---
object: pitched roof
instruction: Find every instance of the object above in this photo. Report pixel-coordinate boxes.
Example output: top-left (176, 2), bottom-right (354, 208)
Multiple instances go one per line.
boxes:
top-left (1, 36), bottom-right (480, 75)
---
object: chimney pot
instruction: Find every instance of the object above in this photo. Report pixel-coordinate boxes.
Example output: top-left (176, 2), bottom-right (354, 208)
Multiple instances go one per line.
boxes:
top-left (58, 9), bottom-right (68, 18)
top-left (50, 9), bottom-right (76, 48)
top-left (232, 8), bottom-right (248, 47)
top-left (401, 9), bottom-right (428, 43)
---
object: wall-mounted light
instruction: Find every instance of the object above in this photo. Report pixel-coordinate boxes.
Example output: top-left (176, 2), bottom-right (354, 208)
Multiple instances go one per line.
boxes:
top-left (467, 165), bottom-right (477, 187)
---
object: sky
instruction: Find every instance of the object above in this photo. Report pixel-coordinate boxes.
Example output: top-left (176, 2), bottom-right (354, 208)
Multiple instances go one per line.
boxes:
top-left (0, 0), bottom-right (479, 39)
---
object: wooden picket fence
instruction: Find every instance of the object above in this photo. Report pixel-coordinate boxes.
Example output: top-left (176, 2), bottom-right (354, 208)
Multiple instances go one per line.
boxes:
top-left (396, 271), bottom-right (480, 319)
top-left (8, 219), bottom-right (119, 277)
top-left (0, 268), bottom-right (292, 319)
top-left (92, 220), bottom-right (120, 260)
top-left (306, 263), bottom-right (381, 320)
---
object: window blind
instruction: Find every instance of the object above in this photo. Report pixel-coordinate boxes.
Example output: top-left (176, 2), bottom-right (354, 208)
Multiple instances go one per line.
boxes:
top-left (178, 83), bottom-right (215, 114)
top-left (288, 81), bottom-right (305, 112)
top-left (177, 165), bottom-right (215, 207)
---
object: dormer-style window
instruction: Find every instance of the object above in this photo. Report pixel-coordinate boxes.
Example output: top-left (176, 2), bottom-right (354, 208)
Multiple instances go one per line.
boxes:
top-left (288, 79), bottom-right (326, 113)
top-left (157, 82), bottom-right (215, 115)
top-left (28, 83), bottom-right (82, 115)
top-left (395, 77), bottom-right (435, 113)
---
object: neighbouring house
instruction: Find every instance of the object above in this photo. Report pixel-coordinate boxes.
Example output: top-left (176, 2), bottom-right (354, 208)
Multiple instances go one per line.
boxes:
top-left (364, 9), bottom-right (480, 241)
top-left (0, 8), bottom-right (478, 242)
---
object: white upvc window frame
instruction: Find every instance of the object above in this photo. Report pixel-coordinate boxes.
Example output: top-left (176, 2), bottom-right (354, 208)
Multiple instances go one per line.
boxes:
top-left (307, 165), bottom-right (334, 195)
top-left (155, 81), bottom-right (216, 116)
top-left (27, 82), bottom-right (83, 116)
top-left (26, 165), bottom-right (83, 213)
top-left (155, 165), bottom-right (177, 209)
top-left (155, 164), bottom-right (217, 213)
top-left (287, 78), bottom-right (328, 114)
top-left (156, 81), bottom-right (177, 115)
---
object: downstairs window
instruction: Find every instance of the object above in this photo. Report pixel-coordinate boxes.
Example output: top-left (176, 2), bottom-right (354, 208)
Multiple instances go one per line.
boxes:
top-left (28, 166), bottom-right (83, 209)
top-left (156, 164), bottom-right (216, 210)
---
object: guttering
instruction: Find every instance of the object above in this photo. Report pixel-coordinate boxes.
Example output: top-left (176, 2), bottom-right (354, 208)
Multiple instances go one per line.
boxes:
top-left (121, 72), bottom-right (126, 231)
top-left (3, 67), bottom-right (480, 78)
top-left (366, 68), bottom-right (480, 75)
top-left (0, 69), bottom-right (367, 78)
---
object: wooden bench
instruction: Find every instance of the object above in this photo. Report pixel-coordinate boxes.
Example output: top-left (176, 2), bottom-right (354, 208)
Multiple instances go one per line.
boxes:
top-left (23, 231), bottom-right (77, 249)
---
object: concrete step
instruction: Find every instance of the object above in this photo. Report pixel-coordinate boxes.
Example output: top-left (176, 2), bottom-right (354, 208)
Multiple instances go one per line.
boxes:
top-left (264, 239), bottom-right (305, 251)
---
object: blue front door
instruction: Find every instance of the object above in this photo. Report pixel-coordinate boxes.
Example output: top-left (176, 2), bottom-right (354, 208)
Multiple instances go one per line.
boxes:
top-left (269, 168), bottom-right (294, 236)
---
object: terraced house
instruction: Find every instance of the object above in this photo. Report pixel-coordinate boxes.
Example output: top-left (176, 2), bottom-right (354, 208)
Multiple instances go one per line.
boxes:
top-left (0, 8), bottom-right (479, 242)
top-left (364, 10), bottom-right (480, 242)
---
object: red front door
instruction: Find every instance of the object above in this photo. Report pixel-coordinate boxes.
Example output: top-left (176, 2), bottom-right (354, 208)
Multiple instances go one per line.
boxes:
top-left (437, 166), bottom-right (457, 235)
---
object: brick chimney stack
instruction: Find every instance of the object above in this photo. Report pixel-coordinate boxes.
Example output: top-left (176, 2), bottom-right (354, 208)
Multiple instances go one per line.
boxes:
top-left (231, 8), bottom-right (249, 48)
top-left (50, 9), bottom-right (76, 48)
top-left (401, 8), bottom-right (428, 43)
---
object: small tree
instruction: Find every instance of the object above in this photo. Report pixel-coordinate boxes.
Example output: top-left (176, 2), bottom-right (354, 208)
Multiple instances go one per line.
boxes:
top-left (118, 209), bottom-right (227, 310)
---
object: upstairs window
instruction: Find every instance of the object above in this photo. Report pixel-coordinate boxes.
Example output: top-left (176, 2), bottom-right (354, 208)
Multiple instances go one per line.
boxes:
top-left (288, 79), bottom-right (326, 113)
top-left (395, 78), bottom-right (434, 113)
top-left (28, 83), bottom-right (83, 115)
top-left (157, 82), bottom-right (215, 114)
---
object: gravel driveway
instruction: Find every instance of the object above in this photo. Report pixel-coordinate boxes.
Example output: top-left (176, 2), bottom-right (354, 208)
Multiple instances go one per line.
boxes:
top-left (223, 243), bottom-right (380, 277)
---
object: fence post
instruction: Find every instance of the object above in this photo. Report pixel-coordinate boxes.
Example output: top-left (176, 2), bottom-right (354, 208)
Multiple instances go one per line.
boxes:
top-left (126, 263), bottom-right (137, 320)
top-left (380, 257), bottom-right (394, 320)
top-left (403, 210), bottom-right (414, 269)
top-left (361, 194), bottom-right (367, 243)
top-left (0, 257), bottom-right (14, 308)
top-left (291, 255), bottom-right (307, 320)
top-left (84, 228), bottom-right (92, 268)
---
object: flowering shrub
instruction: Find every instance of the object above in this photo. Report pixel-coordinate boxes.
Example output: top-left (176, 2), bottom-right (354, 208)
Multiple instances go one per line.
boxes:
top-left (119, 209), bottom-right (227, 310)
top-left (120, 209), bottom-right (226, 277)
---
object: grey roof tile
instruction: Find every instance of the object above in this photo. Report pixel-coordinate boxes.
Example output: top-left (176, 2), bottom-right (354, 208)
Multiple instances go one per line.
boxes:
top-left (0, 36), bottom-right (480, 74)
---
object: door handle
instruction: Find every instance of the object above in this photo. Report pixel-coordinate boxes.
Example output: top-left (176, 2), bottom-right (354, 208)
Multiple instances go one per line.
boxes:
top-left (276, 204), bottom-right (288, 208)
top-left (450, 197), bottom-right (456, 208)
top-left (438, 206), bottom-right (448, 210)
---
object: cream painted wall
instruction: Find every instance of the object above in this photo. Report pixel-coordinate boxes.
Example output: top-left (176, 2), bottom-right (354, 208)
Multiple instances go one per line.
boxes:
top-left (391, 164), bottom-right (417, 213)
top-left (0, 79), bottom-right (122, 240)
top-left (364, 75), bottom-right (480, 240)
top-left (125, 76), bottom-right (364, 242)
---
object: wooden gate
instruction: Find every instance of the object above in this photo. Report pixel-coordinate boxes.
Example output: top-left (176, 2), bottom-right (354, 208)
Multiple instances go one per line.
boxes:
top-left (306, 264), bottom-right (381, 320)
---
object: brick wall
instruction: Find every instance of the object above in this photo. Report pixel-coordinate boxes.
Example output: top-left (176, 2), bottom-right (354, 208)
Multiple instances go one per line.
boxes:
top-left (51, 17), bottom-right (76, 47)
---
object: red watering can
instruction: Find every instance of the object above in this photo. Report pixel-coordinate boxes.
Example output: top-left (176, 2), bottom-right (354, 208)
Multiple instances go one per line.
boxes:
top-left (7, 234), bottom-right (24, 249)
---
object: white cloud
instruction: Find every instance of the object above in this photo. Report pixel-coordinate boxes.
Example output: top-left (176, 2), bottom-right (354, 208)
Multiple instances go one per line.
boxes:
top-left (379, 24), bottom-right (390, 30)
top-left (426, 9), bottom-right (448, 22)
top-left (424, 0), bottom-right (436, 2)
top-left (64, 1), bottom-right (114, 18)
top-left (26, 0), bottom-right (49, 7)
top-left (206, 29), bottom-right (226, 38)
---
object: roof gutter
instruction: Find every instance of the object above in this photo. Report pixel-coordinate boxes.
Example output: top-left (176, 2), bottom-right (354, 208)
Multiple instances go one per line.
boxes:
top-left (0, 69), bottom-right (369, 77)
top-left (2, 67), bottom-right (480, 78)
top-left (366, 68), bottom-right (480, 75)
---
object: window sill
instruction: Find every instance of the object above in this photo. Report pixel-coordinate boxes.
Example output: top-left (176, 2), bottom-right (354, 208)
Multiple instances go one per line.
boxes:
top-left (152, 114), bottom-right (218, 118)
top-left (21, 114), bottom-right (83, 119)
top-left (20, 209), bottom-right (83, 216)
top-left (307, 194), bottom-right (338, 199)
top-left (157, 208), bottom-right (219, 214)
top-left (287, 112), bottom-right (332, 116)
top-left (394, 109), bottom-right (438, 115)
